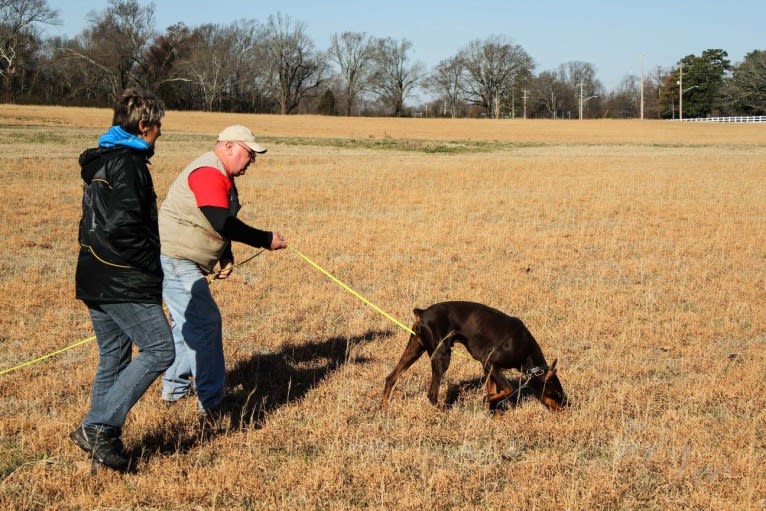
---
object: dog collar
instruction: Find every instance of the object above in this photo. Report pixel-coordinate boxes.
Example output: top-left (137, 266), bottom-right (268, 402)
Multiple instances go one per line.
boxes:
top-left (525, 365), bottom-right (548, 377)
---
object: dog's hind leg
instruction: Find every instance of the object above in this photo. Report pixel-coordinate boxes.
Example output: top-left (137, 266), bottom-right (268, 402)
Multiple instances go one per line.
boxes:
top-left (382, 334), bottom-right (426, 406)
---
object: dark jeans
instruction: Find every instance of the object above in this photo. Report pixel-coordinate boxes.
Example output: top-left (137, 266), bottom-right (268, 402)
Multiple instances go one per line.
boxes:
top-left (83, 302), bottom-right (175, 430)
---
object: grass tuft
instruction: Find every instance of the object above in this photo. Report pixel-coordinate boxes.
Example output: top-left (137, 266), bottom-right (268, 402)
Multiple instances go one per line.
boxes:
top-left (0, 107), bottom-right (764, 509)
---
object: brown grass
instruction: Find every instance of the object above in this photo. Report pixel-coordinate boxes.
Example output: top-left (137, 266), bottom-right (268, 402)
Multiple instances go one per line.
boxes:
top-left (0, 106), bottom-right (764, 510)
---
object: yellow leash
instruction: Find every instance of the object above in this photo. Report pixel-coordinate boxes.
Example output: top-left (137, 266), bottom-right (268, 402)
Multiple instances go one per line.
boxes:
top-left (291, 249), bottom-right (472, 364)
top-left (0, 250), bottom-right (266, 377)
top-left (290, 247), bottom-right (416, 336)
top-left (0, 336), bottom-right (96, 376)
top-left (1, 247), bottom-right (420, 376)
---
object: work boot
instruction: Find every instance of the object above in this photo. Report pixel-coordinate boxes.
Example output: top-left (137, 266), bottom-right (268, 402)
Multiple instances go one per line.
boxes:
top-left (70, 424), bottom-right (96, 453)
top-left (198, 394), bottom-right (245, 433)
top-left (70, 424), bottom-right (129, 471)
top-left (198, 403), bottom-right (230, 433)
top-left (70, 424), bottom-right (125, 453)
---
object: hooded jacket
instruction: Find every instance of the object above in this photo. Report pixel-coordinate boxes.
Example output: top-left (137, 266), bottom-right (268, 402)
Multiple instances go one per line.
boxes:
top-left (75, 142), bottom-right (163, 304)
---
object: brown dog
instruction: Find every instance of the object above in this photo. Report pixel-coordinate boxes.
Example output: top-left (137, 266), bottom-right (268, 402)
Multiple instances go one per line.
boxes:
top-left (382, 301), bottom-right (567, 411)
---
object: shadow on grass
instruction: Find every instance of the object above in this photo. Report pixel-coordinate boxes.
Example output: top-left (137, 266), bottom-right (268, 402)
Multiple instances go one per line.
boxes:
top-left (443, 376), bottom-right (533, 410)
top-left (225, 329), bottom-right (391, 426)
top-left (135, 329), bottom-right (392, 461)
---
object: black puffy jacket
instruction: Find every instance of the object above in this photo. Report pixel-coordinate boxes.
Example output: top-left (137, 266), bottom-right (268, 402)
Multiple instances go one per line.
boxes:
top-left (75, 146), bottom-right (163, 304)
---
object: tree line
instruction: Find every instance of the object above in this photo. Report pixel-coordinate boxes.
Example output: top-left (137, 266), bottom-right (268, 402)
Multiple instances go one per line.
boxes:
top-left (2, 0), bottom-right (765, 119)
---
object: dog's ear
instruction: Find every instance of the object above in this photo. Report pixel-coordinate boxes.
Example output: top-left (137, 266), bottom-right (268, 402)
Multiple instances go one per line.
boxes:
top-left (545, 359), bottom-right (558, 381)
top-left (413, 308), bottom-right (424, 319)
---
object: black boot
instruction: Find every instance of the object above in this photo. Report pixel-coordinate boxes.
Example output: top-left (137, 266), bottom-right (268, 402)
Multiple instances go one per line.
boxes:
top-left (70, 424), bottom-right (129, 471)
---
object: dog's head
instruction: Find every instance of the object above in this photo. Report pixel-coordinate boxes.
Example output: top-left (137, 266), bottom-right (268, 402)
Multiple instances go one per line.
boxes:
top-left (530, 359), bottom-right (568, 411)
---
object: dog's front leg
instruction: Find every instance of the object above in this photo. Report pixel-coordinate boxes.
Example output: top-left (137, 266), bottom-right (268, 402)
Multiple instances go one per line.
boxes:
top-left (484, 370), bottom-right (498, 408)
top-left (427, 339), bottom-right (453, 406)
top-left (486, 366), bottom-right (514, 407)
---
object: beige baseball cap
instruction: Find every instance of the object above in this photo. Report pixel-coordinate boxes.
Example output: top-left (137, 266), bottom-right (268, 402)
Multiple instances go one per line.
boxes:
top-left (217, 125), bottom-right (267, 154)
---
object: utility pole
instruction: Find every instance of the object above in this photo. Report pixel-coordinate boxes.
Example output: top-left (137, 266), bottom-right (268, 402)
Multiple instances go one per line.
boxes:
top-left (640, 55), bottom-right (644, 120)
top-left (678, 63), bottom-right (683, 121)
top-left (523, 89), bottom-right (528, 119)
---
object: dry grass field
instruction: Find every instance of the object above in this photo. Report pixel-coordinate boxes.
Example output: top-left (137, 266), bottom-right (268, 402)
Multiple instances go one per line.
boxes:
top-left (0, 105), bottom-right (764, 510)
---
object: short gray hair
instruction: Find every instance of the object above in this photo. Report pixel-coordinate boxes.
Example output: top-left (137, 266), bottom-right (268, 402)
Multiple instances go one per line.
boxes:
top-left (111, 88), bottom-right (165, 134)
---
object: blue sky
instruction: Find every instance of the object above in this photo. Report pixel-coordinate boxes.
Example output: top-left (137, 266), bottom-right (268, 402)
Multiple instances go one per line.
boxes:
top-left (45, 0), bottom-right (764, 93)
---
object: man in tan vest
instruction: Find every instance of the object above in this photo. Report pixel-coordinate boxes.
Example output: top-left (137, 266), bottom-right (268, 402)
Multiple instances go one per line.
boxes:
top-left (159, 125), bottom-right (287, 416)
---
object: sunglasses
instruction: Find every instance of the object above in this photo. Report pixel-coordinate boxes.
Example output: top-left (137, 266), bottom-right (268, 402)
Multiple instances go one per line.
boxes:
top-left (235, 142), bottom-right (256, 161)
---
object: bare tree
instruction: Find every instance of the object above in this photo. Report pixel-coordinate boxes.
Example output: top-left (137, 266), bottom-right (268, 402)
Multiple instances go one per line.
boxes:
top-left (531, 70), bottom-right (568, 119)
top-left (87, 0), bottom-right (154, 93)
top-left (212, 18), bottom-right (263, 112)
top-left (558, 61), bottom-right (598, 89)
top-left (59, 0), bottom-right (155, 101)
top-left (176, 23), bottom-right (238, 111)
top-left (645, 65), bottom-right (672, 118)
top-left (369, 37), bottom-right (424, 116)
top-left (428, 56), bottom-right (464, 118)
top-left (135, 22), bottom-right (195, 96)
top-left (328, 31), bottom-right (374, 116)
top-left (156, 19), bottom-right (261, 111)
top-left (555, 61), bottom-right (602, 116)
top-left (31, 36), bottom-right (104, 104)
top-left (459, 35), bottom-right (533, 118)
top-left (0, 0), bottom-right (59, 102)
top-left (258, 13), bottom-right (324, 115)
top-left (604, 74), bottom-right (640, 118)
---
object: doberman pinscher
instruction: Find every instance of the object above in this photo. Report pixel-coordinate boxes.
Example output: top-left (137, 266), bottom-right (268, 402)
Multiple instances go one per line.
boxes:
top-left (382, 301), bottom-right (567, 411)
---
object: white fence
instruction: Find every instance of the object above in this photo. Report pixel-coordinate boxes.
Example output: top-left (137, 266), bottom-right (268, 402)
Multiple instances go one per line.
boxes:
top-left (680, 116), bottom-right (766, 123)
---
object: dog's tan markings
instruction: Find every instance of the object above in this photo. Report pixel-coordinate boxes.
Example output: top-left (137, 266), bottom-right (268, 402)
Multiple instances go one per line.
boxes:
top-left (382, 301), bottom-right (567, 412)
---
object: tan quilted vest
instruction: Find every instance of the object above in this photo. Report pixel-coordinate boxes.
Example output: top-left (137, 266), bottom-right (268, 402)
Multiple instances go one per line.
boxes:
top-left (159, 151), bottom-right (231, 272)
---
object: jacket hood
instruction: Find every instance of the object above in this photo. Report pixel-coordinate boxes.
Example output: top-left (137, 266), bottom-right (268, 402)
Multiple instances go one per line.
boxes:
top-left (78, 146), bottom-right (153, 183)
top-left (79, 147), bottom-right (117, 183)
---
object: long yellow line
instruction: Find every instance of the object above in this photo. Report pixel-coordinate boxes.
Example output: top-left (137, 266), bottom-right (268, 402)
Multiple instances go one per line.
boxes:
top-left (0, 250), bottom-right (266, 377)
top-left (290, 247), bottom-right (415, 336)
top-left (1, 247), bottom-right (416, 377)
top-left (290, 248), bottom-right (471, 362)
top-left (0, 336), bottom-right (96, 376)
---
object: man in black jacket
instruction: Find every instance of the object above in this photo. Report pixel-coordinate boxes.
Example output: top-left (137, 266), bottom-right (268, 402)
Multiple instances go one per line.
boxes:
top-left (71, 88), bottom-right (175, 471)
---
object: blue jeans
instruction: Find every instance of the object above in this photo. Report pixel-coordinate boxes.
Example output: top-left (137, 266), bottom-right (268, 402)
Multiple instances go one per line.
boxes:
top-left (84, 302), bottom-right (175, 430)
top-left (160, 254), bottom-right (225, 410)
